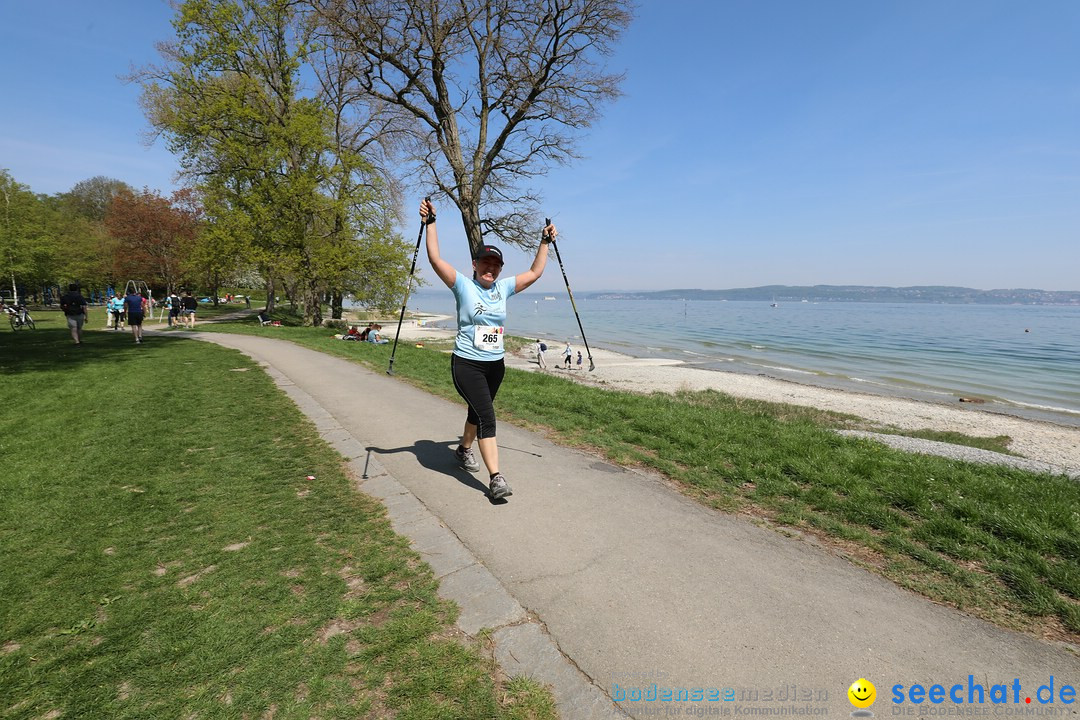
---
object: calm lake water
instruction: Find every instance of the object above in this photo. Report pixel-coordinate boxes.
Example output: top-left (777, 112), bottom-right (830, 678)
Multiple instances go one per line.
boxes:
top-left (399, 290), bottom-right (1080, 427)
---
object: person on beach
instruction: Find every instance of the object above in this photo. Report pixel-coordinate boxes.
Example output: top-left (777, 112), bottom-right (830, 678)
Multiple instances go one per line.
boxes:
top-left (563, 341), bottom-right (573, 369)
top-left (421, 197), bottom-right (557, 500)
top-left (535, 339), bottom-right (547, 369)
top-left (576, 350), bottom-right (583, 368)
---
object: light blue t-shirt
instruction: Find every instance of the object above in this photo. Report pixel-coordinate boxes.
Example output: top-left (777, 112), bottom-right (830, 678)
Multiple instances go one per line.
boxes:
top-left (452, 272), bottom-right (517, 361)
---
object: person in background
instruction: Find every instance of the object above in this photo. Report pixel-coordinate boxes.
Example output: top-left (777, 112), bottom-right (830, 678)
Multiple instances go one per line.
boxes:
top-left (576, 350), bottom-right (583, 369)
top-left (180, 290), bottom-right (198, 328)
top-left (124, 289), bottom-right (146, 344)
top-left (168, 291), bottom-right (181, 328)
top-left (534, 339), bottom-right (547, 369)
top-left (367, 323), bottom-right (389, 344)
top-left (107, 293), bottom-right (124, 330)
top-left (563, 341), bottom-right (573, 369)
top-left (59, 283), bottom-right (88, 345)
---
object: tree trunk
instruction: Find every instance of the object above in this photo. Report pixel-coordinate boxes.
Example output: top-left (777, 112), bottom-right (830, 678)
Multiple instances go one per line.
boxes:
top-left (286, 280), bottom-right (298, 311)
top-left (264, 276), bottom-right (275, 313)
top-left (459, 193), bottom-right (484, 258)
top-left (210, 271), bottom-right (220, 308)
top-left (331, 291), bottom-right (343, 319)
top-left (302, 280), bottom-right (322, 327)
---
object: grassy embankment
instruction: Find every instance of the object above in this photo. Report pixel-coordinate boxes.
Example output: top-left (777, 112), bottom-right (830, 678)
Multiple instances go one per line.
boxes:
top-left (199, 309), bottom-right (1080, 642)
top-left (0, 312), bottom-right (557, 719)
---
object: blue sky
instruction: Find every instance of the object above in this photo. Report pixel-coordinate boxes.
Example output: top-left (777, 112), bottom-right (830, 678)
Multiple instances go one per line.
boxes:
top-left (2, 1), bottom-right (1078, 291)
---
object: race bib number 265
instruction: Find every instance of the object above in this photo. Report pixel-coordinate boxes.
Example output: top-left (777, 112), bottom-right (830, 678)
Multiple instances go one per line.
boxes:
top-left (473, 325), bottom-right (504, 352)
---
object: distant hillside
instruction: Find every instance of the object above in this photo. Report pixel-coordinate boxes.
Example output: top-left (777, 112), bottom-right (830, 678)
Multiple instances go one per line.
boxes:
top-left (590, 285), bottom-right (1080, 305)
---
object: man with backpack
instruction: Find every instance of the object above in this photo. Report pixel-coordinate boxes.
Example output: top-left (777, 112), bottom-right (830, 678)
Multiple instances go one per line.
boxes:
top-left (167, 292), bottom-right (181, 328)
top-left (534, 339), bottom-right (547, 369)
top-left (59, 283), bottom-right (88, 345)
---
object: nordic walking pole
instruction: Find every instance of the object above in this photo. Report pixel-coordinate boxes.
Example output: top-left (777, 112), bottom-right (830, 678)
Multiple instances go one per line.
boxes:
top-left (387, 197), bottom-right (429, 376)
top-left (546, 218), bottom-right (595, 371)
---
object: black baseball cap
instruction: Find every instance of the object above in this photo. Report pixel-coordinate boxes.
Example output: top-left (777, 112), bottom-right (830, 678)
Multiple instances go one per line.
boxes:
top-left (474, 245), bottom-right (504, 265)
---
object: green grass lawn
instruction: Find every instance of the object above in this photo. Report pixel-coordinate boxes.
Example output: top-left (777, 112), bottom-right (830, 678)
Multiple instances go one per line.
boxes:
top-left (200, 312), bottom-right (1080, 642)
top-left (0, 318), bottom-right (557, 720)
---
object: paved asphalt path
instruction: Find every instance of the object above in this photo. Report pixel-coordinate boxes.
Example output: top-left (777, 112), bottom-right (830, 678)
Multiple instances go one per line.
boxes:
top-left (192, 331), bottom-right (1079, 718)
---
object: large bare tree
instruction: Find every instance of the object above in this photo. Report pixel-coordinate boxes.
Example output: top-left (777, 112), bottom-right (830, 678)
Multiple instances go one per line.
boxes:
top-left (312, 0), bottom-right (632, 254)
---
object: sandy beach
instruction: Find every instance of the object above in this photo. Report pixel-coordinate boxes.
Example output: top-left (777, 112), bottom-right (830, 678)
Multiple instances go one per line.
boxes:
top-left (385, 315), bottom-right (1080, 473)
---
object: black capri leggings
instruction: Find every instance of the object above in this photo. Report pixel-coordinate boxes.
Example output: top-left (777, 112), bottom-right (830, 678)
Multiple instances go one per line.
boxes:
top-left (451, 354), bottom-right (505, 439)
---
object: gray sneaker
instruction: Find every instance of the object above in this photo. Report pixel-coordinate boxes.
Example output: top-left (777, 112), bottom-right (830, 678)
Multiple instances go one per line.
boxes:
top-left (488, 473), bottom-right (513, 500)
top-left (455, 446), bottom-right (480, 473)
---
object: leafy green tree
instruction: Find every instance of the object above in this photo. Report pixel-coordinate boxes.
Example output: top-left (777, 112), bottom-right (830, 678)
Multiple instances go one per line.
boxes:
top-left (64, 176), bottom-right (133, 222)
top-left (49, 177), bottom-right (137, 295)
top-left (136, 0), bottom-right (405, 325)
top-left (186, 186), bottom-right (250, 306)
top-left (47, 198), bottom-right (116, 294)
top-left (0, 170), bottom-right (62, 302)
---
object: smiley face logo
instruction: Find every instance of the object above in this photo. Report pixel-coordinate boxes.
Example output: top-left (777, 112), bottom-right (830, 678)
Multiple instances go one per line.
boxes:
top-left (848, 678), bottom-right (876, 709)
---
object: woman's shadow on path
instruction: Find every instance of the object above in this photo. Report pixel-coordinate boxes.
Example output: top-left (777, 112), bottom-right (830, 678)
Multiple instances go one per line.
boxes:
top-left (367, 438), bottom-right (506, 503)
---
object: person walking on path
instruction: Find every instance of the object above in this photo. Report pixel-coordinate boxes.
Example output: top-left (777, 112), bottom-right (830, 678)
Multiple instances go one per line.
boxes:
top-left (107, 293), bottom-right (124, 330)
top-left (124, 289), bottom-right (146, 344)
top-left (180, 290), bottom-right (198, 329)
top-left (421, 197), bottom-right (557, 500)
top-left (59, 283), bottom-right (88, 345)
top-left (167, 292), bottom-right (181, 328)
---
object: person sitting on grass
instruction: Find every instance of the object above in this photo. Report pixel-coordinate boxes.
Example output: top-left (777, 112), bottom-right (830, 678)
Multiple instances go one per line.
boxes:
top-left (367, 323), bottom-right (389, 344)
top-left (342, 325), bottom-right (365, 341)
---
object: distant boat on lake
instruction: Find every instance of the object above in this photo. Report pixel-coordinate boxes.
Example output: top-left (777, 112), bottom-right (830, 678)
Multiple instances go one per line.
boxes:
top-left (544, 296), bottom-right (556, 301)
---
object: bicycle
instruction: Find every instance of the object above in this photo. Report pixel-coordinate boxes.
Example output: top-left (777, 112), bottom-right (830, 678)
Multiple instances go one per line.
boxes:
top-left (6, 304), bottom-right (36, 330)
